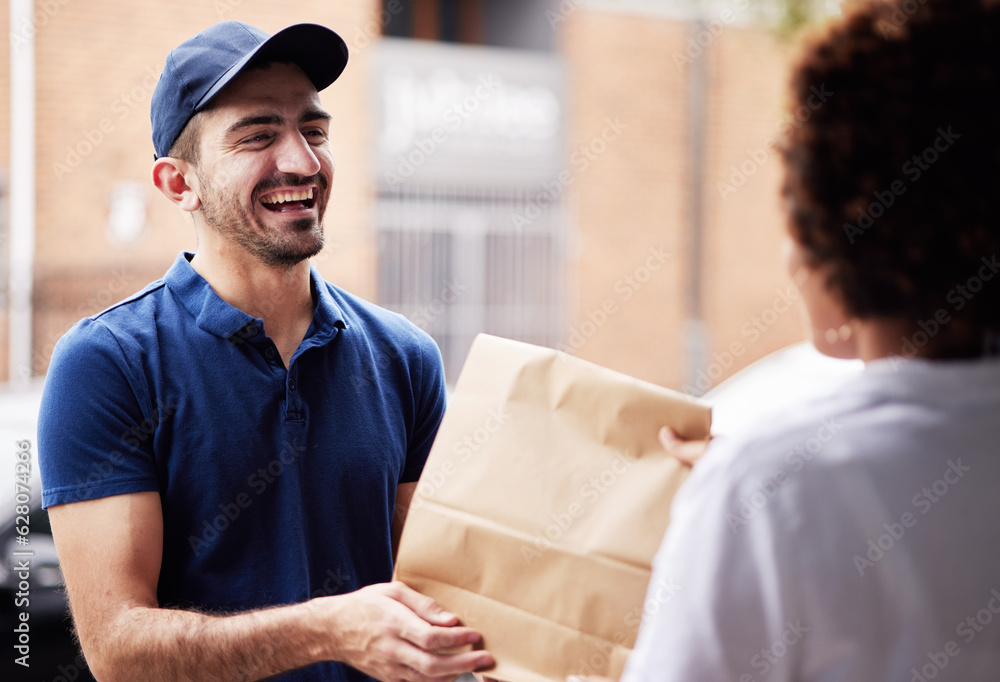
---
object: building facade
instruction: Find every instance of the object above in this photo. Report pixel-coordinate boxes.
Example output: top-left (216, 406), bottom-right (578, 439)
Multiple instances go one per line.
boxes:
top-left (1, 0), bottom-right (807, 393)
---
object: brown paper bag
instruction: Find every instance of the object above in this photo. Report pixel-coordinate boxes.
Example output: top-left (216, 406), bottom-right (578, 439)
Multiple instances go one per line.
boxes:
top-left (394, 334), bottom-right (711, 682)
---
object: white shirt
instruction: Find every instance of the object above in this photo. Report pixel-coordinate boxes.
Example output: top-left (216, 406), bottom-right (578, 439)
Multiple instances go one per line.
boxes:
top-left (623, 356), bottom-right (1000, 681)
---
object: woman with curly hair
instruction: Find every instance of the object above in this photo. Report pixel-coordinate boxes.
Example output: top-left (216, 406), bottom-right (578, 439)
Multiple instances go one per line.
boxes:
top-left (607, 0), bottom-right (1000, 679)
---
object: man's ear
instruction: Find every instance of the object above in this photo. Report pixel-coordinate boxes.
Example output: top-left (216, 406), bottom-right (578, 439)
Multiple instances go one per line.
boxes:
top-left (151, 157), bottom-right (201, 212)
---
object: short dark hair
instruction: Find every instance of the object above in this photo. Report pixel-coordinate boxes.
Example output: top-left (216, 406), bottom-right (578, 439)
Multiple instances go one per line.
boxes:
top-left (167, 110), bottom-right (204, 164)
top-left (781, 0), bottom-right (1000, 357)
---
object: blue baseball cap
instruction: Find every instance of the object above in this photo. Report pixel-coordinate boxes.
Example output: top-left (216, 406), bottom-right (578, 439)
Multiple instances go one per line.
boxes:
top-left (151, 21), bottom-right (348, 159)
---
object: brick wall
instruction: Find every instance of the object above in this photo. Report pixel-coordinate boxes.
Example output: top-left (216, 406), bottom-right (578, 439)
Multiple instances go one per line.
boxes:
top-left (701, 22), bottom-right (805, 390)
top-left (562, 9), bottom-right (806, 393)
top-left (561, 10), bottom-right (692, 390)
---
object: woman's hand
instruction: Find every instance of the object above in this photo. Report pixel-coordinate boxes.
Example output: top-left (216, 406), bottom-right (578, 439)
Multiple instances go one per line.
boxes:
top-left (659, 426), bottom-right (713, 467)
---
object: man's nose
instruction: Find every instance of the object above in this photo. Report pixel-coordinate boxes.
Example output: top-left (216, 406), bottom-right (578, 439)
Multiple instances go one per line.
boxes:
top-left (275, 132), bottom-right (322, 177)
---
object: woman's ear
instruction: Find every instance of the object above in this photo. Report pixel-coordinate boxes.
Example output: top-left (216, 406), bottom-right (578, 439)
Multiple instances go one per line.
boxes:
top-left (785, 238), bottom-right (859, 360)
top-left (151, 157), bottom-right (201, 213)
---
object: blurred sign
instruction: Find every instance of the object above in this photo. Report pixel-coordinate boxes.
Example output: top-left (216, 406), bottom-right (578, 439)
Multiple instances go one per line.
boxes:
top-left (374, 38), bottom-right (566, 188)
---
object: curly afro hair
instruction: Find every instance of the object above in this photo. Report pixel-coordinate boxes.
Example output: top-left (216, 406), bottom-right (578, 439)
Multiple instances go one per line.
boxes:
top-left (781, 0), bottom-right (1000, 357)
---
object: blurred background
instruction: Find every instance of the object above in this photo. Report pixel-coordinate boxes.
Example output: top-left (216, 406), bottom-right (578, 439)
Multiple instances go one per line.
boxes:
top-left (0, 0), bottom-right (847, 393)
top-left (1, 0), bottom-right (851, 679)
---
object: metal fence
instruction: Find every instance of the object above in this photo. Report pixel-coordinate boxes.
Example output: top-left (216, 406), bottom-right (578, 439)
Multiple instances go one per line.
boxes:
top-left (377, 184), bottom-right (566, 381)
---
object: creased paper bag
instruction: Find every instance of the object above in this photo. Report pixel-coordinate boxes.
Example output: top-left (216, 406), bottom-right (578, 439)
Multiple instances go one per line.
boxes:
top-left (394, 334), bottom-right (711, 682)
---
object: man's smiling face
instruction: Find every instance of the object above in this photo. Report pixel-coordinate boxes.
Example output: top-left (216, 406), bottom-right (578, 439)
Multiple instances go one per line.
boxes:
top-left (190, 61), bottom-right (334, 268)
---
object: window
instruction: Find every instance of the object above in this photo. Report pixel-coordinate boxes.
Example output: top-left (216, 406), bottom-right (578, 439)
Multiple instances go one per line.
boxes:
top-left (378, 186), bottom-right (565, 382)
top-left (382, 0), bottom-right (557, 52)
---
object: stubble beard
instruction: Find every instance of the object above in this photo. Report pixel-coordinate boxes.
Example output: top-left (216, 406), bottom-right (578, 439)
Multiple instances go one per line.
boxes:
top-left (198, 171), bottom-right (328, 269)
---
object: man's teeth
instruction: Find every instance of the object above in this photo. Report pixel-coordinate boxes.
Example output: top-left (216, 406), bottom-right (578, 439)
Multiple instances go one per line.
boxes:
top-left (261, 188), bottom-right (314, 205)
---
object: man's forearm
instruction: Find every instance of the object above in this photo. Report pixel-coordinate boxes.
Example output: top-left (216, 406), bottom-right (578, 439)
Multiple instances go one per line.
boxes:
top-left (91, 599), bottom-right (329, 682)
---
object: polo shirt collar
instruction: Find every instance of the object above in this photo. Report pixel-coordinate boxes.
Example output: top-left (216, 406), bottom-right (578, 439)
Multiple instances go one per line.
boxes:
top-left (164, 252), bottom-right (346, 342)
top-left (307, 263), bottom-right (348, 344)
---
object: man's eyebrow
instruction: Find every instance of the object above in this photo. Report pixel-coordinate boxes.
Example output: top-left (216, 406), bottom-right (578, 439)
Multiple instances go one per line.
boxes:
top-left (224, 114), bottom-right (284, 137)
top-left (223, 109), bottom-right (331, 137)
top-left (301, 108), bottom-right (332, 125)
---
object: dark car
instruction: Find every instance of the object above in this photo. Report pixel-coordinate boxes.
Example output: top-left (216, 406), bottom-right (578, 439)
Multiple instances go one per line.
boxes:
top-left (1, 498), bottom-right (95, 682)
top-left (2, 383), bottom-right (95, 682)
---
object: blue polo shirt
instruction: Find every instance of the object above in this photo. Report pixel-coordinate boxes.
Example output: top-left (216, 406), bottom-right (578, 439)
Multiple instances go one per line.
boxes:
top-left (39, 252), bottom-right (446, 681)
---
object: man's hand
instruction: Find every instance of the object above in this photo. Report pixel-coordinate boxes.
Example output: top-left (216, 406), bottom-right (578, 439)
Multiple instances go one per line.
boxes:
top-left (50, 491), bottom-right (492, 681)
top-left (322, 581), bottom-right (494, 682)
top-left (659, 426), bottom-right (713, 467)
